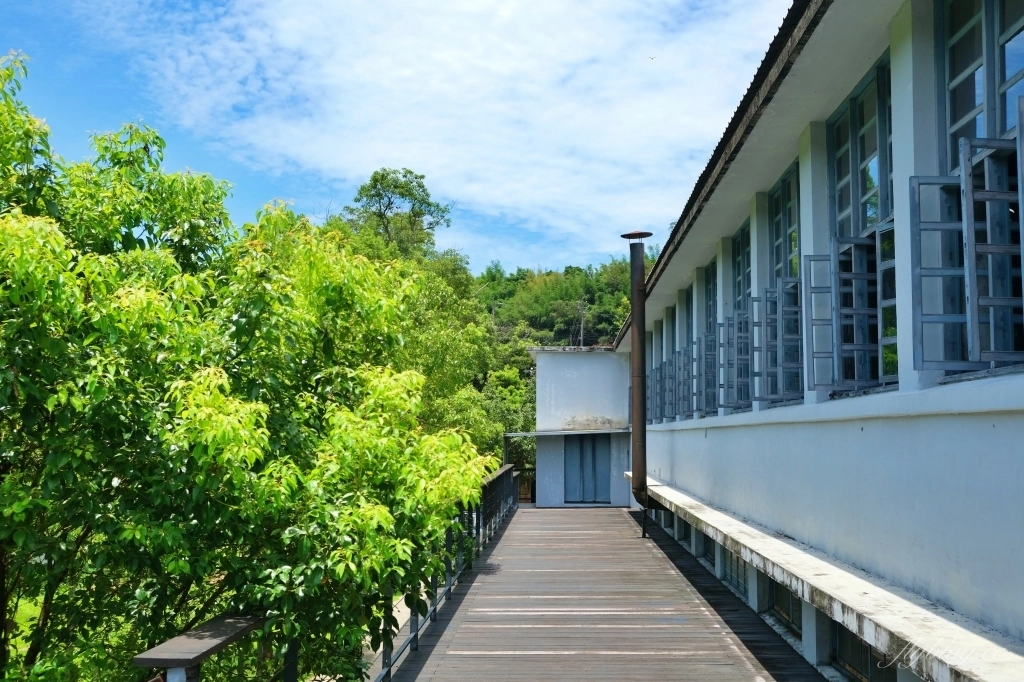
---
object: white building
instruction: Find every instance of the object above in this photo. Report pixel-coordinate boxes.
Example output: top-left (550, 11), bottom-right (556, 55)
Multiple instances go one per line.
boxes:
top-left (526, 347), bottom-right (632, 508)
top-left (558, 1), bottom-right (1024, 681)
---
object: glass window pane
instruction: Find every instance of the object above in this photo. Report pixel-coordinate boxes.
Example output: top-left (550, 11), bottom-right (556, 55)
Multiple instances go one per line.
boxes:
top-left (1004, 0), bottom-right (1024, 31)
top-left (859, 87), bottom-right (878, 126)
top-left (862, 192), bottom-right (880, 228)
top-left (838, 180), bottom-right (852, 212)
top-left (862, 156), bottom-right (879, 195)
top-left (882, 344), bottom-right (899, 377)
top-left (950, 22), bottom-right (983, 77)
top-left (835, 114), bottom-right (850, 150)
top-left (1003, 28), bottom-right (1024, 79)
top-left (880, 229), bottom-right (896, 261)
top-left (1004, 77), bottom-right (1024, 129)
top-left (949, 0), bottom-right (982, 38)
top-left (882, 305), bottom-right (898, 337)
top-left (882, 268), bottom-right (897, 300)
top-left (838, 214), bottom-right (853, 237)
top-left (836, 148), bottom-right (851, 180)
top-left (950, 68), bottom-right (985, 122)
top-left (950, 113), bottom-right (986, 161)
top-left (860, 125), bottom-right (879, 165)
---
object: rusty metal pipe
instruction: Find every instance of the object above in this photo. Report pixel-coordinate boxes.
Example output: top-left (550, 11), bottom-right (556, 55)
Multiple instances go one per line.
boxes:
top-left (622, 232), bottom-right (651, 510)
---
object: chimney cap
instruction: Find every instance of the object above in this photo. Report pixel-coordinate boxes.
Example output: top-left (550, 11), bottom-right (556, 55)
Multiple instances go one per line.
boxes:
top-left (620, 230), bottom-right (653, 241)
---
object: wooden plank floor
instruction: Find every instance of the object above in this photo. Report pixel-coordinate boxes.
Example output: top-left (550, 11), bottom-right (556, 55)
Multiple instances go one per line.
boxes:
top-left (386, 507), bottom-right (826, 681)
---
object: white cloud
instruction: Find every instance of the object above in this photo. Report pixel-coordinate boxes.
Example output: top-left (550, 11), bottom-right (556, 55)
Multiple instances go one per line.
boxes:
top-left (74, 0), bottom-right (790, 270)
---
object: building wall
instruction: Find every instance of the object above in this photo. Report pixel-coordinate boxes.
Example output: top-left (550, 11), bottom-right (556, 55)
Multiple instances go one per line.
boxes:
top-left (535, 433), bottom-right (632, 508)
top-left (535, 352), bottom-right (629, 431)
top-left (646, 373), bottom-right (1024, 641)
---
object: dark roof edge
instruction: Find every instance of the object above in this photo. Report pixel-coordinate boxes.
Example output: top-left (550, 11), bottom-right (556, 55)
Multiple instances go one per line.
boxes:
top-left (614, 0), bottom-right (833, 350)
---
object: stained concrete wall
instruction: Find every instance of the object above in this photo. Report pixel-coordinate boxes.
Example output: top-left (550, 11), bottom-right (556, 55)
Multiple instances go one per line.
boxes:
top-left (536, 433), bottom-right (631, 508)
top-left (646, 373), bottom-right (1024, 641)
top-left (534, 351), bottom-right (629, 432)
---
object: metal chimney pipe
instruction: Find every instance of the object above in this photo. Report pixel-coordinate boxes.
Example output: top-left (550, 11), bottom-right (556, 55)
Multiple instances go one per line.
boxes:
top-left (621, 231), bottom-right (652, 511)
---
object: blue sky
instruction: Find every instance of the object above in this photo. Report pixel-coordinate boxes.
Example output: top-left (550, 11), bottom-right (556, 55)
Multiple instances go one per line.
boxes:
top-left (3, 0), bottom-right (789, 273)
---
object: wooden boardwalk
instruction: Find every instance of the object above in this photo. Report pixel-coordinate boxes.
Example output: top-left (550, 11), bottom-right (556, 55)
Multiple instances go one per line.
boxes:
top-left (385, 507), bottom-right (825, 681)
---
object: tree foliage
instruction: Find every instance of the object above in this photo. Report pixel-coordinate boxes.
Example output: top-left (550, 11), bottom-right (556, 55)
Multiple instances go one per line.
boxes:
top-left (0, 55), bottom-right (494, 680)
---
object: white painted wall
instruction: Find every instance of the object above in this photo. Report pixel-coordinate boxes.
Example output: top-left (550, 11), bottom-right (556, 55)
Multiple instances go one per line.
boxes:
top-left (646, 372), bottom-right (1024, 641)
top-left (534, 351), bottom-right (629, 431)
top-left (535, 433), bottom-right (632, 508)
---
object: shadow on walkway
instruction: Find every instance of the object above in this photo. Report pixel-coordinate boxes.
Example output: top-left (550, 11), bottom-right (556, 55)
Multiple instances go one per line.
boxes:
top-left (629, 510), bottom-right (823, 681)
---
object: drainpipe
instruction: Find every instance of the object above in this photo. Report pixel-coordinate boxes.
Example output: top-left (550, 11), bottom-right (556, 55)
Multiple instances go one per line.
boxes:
top-left (622, 231), bottom-right (652, 530)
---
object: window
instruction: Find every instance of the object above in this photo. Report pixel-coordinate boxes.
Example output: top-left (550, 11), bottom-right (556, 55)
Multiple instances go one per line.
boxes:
top-left (770, 579), bottom-right (803, 635)
top-left (825, 64), bottom-right (899, 388)
top-left (733, 223), bottom-right (752, 311)
top-left (703, 259), bottom-right (719, 412)
top-left (943, 0), bottom-right (1024, 168)
top-left (722, 548), bottom-right (748, 599)
top-left (679, 287), bottom-right (695, 418)
top-left (833, 622), bottom-right (898, 682)
top-left (705, 258), bottom-right (718, 334)
top-left (703, 536), bottom-right (716, 566)
top-left (762, 165), bottom-right (803, 400)
top-left (728, 224), bottom-right (753, 407)
top-left (770, 167), bottom-right (801, 283)
top-left (679, 518), bottom-right (692, 546)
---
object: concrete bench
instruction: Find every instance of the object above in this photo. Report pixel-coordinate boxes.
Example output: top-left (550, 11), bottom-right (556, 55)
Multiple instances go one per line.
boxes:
top-left (630, 472), bottom-right (1024, 682)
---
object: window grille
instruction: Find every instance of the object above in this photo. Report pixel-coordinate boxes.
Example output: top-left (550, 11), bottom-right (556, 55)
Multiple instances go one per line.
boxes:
top-left (909, 122), bottom-right (1024, 370)
top-left (755, 279), bottom-right (804, 401)
top-left (703, 260), bottom-right (719, 412)
top-left (645, 368), bottom-right (653, 424)
top-left (703, 330), bottom-right (719, 412)
top-left (833, 622), bottom-right (897, 682)
top-left (771, 167), bottom-right (801, 283)
top-left (720, 313), bottom-right (753, 409)
top-left (664, 353), bottom-right (677, 419)
top-left (769, 579), bottom-right (803, 635)
top-left (722, 548), bottom-right (748, 599)
top-left (724, 224), bottom-right (754, 408)
top-left (703, 537), bottom-right (716, 566)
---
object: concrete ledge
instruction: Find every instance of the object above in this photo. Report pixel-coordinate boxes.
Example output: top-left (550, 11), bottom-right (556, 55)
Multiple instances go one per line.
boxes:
top-left (628, 472), bottom-right (1024, 682)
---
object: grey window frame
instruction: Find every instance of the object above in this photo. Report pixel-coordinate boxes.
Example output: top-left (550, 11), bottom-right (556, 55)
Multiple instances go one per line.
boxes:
top-left (722, 548), bottom-right (748, 600)
top-left (818, 60), bottom-right (898, 390)
top-left (939, 0), bottom-right (1024, 171)
top-left (769, 165), bottom-right (801, 284)
top-left (832, 621), bottom-right (897, 682)
top-left (726, 223), bottom-right (753, 408)
top-left (758, 164), bottom-right (804, 402)
top-left (703, 259), bottom-right (719, 412)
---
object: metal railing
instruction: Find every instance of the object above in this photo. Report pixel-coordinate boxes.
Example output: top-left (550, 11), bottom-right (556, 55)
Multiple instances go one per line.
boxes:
top-left (376, 464), bottom-right (517, 682)
top-left (132, 466), bottom-right (518, 682)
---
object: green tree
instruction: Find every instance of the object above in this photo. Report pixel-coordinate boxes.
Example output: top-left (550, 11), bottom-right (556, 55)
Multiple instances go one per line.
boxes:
top-left (0, 56), bottom-right (494, 681)
top-left (347, 168), bottom-right (452, 256)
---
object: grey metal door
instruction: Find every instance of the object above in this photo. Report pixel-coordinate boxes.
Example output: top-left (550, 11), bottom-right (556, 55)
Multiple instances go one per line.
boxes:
top-left (564, 434), bottom-right (611, 503)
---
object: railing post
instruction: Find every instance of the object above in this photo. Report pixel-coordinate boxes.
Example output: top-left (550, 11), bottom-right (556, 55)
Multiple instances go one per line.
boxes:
top-left (382, 590), bottom-right (393, 682)
top-left (431, 571), bottom-right (438, 622)
top-left (283, 638), bottom-right (298, 682)
top-left (445, 527), bottom-right (453, 600)
top-left (166, 666), bottom-right (199, 682)
top-left (457, 510), bottom-right (465, 572)
top-left (410, 597), bottom-right (419, 651)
